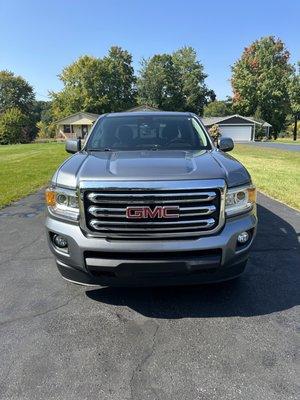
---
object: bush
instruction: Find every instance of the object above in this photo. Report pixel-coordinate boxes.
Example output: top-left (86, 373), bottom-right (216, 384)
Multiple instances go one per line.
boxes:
top-left (254, 125), bottom-right (266, 140)
top-left (36, 121), bottom-right (56, 139)
top-left (208, 124), bottom-right (221, 143)
top-left (278, 131), bottom-right (291, 138)
top-left (285, 121), bottom-right (300, 136)
top-left (0, 107), bottom-right (31, 144)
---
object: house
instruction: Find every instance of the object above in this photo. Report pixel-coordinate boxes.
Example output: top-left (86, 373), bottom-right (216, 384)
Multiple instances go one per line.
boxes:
top-left (201, 114), bottom-right (272, 142)
top-left (56, 109), bottom-right (271, 142)
top-left (55, 112), bottom-right (100, 139)
top-left (55, 106), bottom-right (159, 139)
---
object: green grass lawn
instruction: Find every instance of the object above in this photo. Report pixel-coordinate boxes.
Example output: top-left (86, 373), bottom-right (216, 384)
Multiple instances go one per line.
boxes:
top-left (232, 144), bottom-right (300, 210)
top-left (0, 143), bottom-right (68, 208)
top-left (271, 138), bottom-right (300, 145)
top-left (0, 142), bottom-right (299, 211)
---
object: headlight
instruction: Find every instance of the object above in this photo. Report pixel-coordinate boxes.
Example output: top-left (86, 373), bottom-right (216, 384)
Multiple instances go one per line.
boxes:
top-left (45, 187), bottom-right (79, 221)
top-left (225, 185), bottom-right (256, 216)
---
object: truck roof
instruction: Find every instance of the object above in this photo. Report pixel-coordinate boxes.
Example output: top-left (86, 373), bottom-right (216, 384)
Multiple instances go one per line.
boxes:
top-left (106, 111), bottom-right (192, 118)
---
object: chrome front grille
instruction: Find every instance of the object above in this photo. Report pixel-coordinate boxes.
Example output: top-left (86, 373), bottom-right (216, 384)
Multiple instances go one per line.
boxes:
top-left (80, 181), bottom-right (225, 239)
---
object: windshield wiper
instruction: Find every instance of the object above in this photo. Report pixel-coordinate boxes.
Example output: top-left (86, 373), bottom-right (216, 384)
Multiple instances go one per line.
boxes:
top-left (149, 144), bottom-right (161, 151)
top-left (89, 148), bottom-right (113, 152)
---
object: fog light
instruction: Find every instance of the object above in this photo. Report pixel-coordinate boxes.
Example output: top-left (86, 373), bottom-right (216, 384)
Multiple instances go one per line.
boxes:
top-left (53, 234), bottom-right (68, 248)
top-left (237, 231), bottom-right (250, 244)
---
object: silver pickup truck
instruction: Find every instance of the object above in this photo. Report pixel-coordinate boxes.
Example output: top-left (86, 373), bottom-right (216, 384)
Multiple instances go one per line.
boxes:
top-left (45, 111), bottom-right (257, 286)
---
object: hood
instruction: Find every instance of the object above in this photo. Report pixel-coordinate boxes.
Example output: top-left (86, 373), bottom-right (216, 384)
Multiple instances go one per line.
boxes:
top-left (53, 150), bottom-right (251, 188)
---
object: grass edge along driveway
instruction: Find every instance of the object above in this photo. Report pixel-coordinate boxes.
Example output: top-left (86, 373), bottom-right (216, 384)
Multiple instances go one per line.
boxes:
top-left (0, 142), bottom-right (299, 211)
top-left (0, 143), bottom-right (68, 208)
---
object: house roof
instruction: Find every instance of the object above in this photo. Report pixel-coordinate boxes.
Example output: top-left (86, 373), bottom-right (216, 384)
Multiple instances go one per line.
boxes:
top-left (201, 116), bottom-right (228, 126)
top-left (55, 111), bottom-right (100, 124)
top-left (126, 104), bottom-right (160, 112)
top-left (108, 111), bottom-right (190, 118)
top-left (71, 117), bottom-right (96, 125)
top-left (262, 121), bottom-right (272, 127)
top-left (201, 114), bottom-right (271, 127)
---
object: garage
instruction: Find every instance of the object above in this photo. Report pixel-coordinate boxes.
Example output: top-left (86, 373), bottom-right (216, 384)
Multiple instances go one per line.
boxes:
top-left (218, 125), bottom-right (252, 141)
top-left (201, 114), bottom-right (271, 142)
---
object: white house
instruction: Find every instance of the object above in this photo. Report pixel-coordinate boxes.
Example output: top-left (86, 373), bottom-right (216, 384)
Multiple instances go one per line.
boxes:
top-left (54, 107), bottom-right (159, 140)
top-left (55, 112), bottom-right (100, 139)
top-left (201, 114), bottom-right (272, 142)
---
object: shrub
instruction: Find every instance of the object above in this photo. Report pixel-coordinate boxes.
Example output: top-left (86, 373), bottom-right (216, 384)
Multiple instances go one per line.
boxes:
top-left (36, 121), bottom-right (56, 139)
top-left (0, 107), bottom-right (31, 144)
top-left (208, 124), bottom-right (221, 143)
top-left (286, 121), bottom-right (300, 136)
top-left (254, 125), bottom-right (266, 140)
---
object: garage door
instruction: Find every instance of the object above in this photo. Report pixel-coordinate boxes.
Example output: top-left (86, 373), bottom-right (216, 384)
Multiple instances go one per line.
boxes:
top-left (219, 125), bottom-right (252, 142)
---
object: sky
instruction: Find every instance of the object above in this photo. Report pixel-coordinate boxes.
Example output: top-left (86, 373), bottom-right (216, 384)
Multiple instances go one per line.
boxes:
top-left (0, 0), bottom-right (299, 101)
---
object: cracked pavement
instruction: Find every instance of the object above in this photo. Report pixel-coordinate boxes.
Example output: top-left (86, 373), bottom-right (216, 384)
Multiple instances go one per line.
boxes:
top-left (0, 191), bottom-right (299, 400)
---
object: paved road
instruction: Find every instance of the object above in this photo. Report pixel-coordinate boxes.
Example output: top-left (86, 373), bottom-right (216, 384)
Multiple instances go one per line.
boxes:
top-left (0, 192), bottom-right (299, 400)
top-left (239, 141), bottom-right (300, 152)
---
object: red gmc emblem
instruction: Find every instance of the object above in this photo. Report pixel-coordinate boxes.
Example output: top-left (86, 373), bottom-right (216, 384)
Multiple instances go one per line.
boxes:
top-left (126, 206), bottom-right (180, 219)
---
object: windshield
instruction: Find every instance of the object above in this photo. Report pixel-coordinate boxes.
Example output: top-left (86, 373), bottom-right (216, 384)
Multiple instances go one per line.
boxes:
top-left (86, 115), bottom-right (211, 151)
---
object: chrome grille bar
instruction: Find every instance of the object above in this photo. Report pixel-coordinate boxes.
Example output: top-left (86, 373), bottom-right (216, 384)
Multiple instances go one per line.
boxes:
top-left (90, 219), bottom-right (215, 232)
top-left (87, 191), bottom-right (216, 203)
top-left (90, 218), bottom-right (215, 226)
top-left (86, 197), bottom-right (215, 205)
top-left (88, 205), bottom-right (216, 218)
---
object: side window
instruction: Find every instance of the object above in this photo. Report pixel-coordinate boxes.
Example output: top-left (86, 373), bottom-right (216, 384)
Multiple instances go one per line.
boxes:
top-left (191, 118), bottom-right (208, 147)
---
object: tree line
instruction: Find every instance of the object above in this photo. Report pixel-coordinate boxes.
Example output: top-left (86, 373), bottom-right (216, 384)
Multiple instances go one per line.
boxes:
top-left (0, 36), bottom-right (299, 144)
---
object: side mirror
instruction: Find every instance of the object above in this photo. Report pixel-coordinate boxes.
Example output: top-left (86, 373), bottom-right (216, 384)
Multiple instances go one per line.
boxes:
top-left (65, 139), bottom-right (81, 154)
top-left (218, 137), bottom-right (234, 152)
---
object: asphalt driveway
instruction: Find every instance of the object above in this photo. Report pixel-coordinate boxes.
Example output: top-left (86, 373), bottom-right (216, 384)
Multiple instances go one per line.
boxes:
top-left (241, 141), bottom-right (300, 152)
top-left (0, 192), bottom-right (299, 400)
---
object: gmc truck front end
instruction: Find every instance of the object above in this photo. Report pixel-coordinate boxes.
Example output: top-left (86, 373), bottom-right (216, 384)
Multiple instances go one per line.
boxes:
top-left (45, 111), bottom-right (258, 286)
top-left (45, 179), bottom-right (257, 286)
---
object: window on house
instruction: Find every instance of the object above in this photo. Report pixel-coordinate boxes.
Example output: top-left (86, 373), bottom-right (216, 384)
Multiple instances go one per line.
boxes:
top-left (63, 124), bottom-right (73, 133)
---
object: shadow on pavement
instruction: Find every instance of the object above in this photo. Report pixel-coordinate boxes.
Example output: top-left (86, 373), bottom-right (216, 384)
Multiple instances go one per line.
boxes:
top-left (86, 204), bottom-right (300, 318)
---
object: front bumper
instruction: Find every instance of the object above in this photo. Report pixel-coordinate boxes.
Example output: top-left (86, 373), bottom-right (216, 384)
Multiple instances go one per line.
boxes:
top-left (46, 207), bottom-right (257, 286)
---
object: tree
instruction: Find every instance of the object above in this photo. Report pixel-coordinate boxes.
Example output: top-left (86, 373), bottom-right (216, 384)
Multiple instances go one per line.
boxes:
top-left (0, 107), bottom-right (31, 144)
top-left (203, 99), bottom-right (233, 117)
top-left (0, 70), bottom-right (38, 141)
top-left (172, 46), bottom-right (212, 114)
top-left (0, 70), bottom-right (35, 114)
top-left (34, 101), bottom-right (58, 139)
top-left (288, 62), bottom-right (300, 140)
top-left (51, 55), bottom-right (109, 119)
top-left (103, 46), bottom-right (137, 111)
top-left (51, 46), bottom-right (136, 119)
top-left (32, 100), bottom-right (53, 124)
top-left (231, 36), bottom-right (294, 136)
top-left (137, 54), bottom-right (182, 110)
top-left (137, 47), bottom-right (213, 114)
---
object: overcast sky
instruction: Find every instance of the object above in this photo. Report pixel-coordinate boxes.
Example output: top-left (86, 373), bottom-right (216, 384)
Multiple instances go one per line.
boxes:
top-left (0, 0), bottom-right (299, 101)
